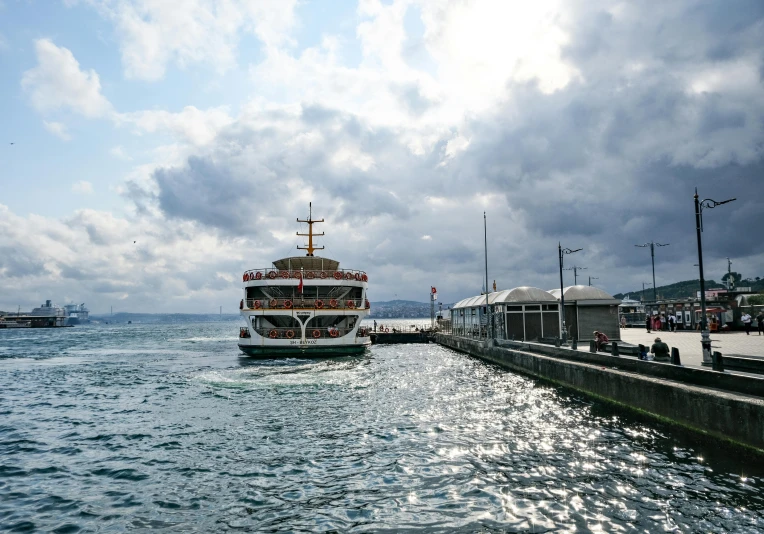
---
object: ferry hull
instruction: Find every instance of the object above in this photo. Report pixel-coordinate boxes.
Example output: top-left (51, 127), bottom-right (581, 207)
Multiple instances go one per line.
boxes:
top-left (238, 343), bottom-right (369, 357)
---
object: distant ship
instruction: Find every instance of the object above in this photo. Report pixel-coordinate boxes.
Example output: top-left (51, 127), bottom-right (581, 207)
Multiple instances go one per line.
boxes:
top-left (28, 300), bottom-right (89, 326)
top-left (237, 204), bottom-right (372, 356)
top-left (63, 303), bottom-right (90, 325)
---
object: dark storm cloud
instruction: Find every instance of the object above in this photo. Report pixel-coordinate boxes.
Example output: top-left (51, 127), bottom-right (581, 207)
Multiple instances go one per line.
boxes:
top-left (154, 156), bottom-right (265, 232)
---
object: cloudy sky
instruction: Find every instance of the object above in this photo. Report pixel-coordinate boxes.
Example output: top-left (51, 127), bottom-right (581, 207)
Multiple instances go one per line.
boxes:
top-left (1, 0), bottom-right (763, 313)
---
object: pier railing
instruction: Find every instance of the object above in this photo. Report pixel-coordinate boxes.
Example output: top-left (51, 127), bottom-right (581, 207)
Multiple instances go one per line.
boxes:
top-left (243, 269), bottom-right (368, 283)
top-left (245, 298), bottom-right (370, 311)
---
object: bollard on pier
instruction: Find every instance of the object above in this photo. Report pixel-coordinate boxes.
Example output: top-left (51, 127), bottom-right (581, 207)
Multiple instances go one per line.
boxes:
top-left (712, 351), bottom-right (724, 372)
top-left (671, 347), bottom-right (681, 366)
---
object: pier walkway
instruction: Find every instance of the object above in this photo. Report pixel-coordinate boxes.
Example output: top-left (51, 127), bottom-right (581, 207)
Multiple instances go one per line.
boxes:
top-left (612, 329), bottom-right (764, 369)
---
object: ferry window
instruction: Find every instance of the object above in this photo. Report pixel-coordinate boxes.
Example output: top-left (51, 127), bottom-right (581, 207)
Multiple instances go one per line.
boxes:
top-left (542, 304), bottom-right (558, 311)
top-left (524, 305), bottom-right (541, 310)
top-left (505, 306), bottom-right (522, 312)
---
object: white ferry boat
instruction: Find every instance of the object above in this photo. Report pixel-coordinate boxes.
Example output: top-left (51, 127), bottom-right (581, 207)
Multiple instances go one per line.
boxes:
top-left (238, 205), bottom-right (371, 357)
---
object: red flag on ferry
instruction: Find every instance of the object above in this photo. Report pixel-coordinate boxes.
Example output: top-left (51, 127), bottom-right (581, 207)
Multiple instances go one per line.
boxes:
top-left (298, 273), bottom-right (304, 294)
top-left (431, 286), bottom-right (437, 294)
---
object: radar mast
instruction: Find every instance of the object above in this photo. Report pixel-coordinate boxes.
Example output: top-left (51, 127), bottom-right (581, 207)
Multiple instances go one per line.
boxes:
top-left (296, 203), bottom-right (325, 257)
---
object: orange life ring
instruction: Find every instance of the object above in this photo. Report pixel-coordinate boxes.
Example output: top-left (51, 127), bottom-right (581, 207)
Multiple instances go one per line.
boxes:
top-left (345, 272), bottom-right (354, 280)
top-left (346, 300), bottom-right (355, 309)
top-left (329, 299), bottom-right (338, 308)
top-left (361, 274), bottom-right (368, 282)
top-left (255, 272), bottom-right (262, 280)
top-left (306, 271), bottom-right (315, 279)
top-left (333, 271), bottom-right (343, 280)
top-left (239, 299), bottom-right (243, 310)
top-left (268, 271), bottom-right (277, 279)
top-left (293, 272), bottom-right (302, 279)
top-left (253, 300), bottom-right (261, 309)
top-left (243, 273), bottom-right (249, 282)
top-left (269, 329), bottom-right (278, 338)
top-left (355, 273), bottom-right (362, 281)
top-left (312, 329), bottom-right (321, 338)
top-left (280, 271), bottom-right (289, 279)
top-left (269, 298), bottom-right (278, 308)
top-left (365, 300), bottom-right (370, 309)
top-left (283, 300), bottom-right (293, 309)
top-left (330, 329), bottom-right (339, 338)
top-left (320, 271), bottom-right (328, 279)
top-left (315, 300), bottom-right (324, 309)
top-left (286, 330), bottom-right (295, 339)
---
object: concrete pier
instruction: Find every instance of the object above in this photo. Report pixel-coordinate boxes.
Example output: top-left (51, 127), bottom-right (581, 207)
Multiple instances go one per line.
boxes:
top-left (370, 331), bottom-right (431, 344)
top-left (436, 333), bottom-right (764, 453)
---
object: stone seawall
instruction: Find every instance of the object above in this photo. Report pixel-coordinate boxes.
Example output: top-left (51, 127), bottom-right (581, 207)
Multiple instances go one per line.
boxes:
top-left (436, 334), bottom-right (764, 453)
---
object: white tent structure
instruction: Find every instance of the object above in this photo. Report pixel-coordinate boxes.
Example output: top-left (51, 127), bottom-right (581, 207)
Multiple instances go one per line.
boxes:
top-left (548, 286), bottom-right (621, 341)
top-left (451, 287), bottom-right (562, 341)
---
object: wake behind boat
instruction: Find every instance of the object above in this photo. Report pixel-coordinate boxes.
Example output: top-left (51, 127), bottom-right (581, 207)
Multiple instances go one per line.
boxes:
top-left (237, 204), bottom-right (371, 356)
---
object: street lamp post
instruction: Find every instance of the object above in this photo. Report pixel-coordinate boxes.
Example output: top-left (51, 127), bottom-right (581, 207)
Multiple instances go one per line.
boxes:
top-left (641, 282), bottom-right (652, 302)
top-left (558, 243), bottom-right (582, 344)
top-left (635, 241), bottom-right (669, 301)
top-left (564, 265), bottom-right (587, 285)
top-left (588, 276), bottom-right (598, 286)
top-left (484, 212), bottom-right (491, 341)
top-left (694, 189), bottom-right (736, 365)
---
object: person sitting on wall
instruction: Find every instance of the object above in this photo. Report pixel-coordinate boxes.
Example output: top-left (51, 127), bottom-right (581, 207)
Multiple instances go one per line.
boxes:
top-left (650, 337), bottom-right (670, 362)
top-left (593, 331), bottom-right (609, 352)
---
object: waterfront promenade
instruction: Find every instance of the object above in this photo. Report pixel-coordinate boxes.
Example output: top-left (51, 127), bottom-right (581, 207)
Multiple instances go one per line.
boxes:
top-left (617, 329), bottom-right (764, 368)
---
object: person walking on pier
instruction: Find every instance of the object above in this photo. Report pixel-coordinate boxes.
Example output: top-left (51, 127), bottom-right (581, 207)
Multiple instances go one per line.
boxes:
top-left (645, 315), bottom-right (651, 333)
top-left (742, 312), bottom-right (752, 335)
top-left (650, 337), bottom-right (670, 362)
top-left (757, 313), bottom-right (764, 336)
top-left (668, 314), bottom-right (675, 332)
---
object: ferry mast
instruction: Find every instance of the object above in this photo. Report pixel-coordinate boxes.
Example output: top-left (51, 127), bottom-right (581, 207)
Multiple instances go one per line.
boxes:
top-left (296, 202), bottom-right (325, 257)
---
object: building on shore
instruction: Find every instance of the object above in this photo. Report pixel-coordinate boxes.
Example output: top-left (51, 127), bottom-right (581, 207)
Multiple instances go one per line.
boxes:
top-left (618, 296), bottom-right (646, 327)
top-left (642, 288), bottom-right (758, 331)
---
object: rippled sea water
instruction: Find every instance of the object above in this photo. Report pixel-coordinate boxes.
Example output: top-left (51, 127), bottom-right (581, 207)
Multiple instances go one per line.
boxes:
top-left (1, 321), bottom-right (763, 533)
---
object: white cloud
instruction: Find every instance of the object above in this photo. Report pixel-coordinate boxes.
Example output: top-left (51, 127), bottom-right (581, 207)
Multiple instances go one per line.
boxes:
top-left (21, 39), bottom-right (114, 118)
top-left (22, 40), bottom-right (233, 149)
top-left (72, 180), bottom-right (94, 194)
top-left (109, 145), bottom-right (132, 160)
top-left (71, 0), bottom-right (298, 81)
top-left (43, 121), bottom-right (72, 141)
top-left (117, 105), bottom-right (234, 146)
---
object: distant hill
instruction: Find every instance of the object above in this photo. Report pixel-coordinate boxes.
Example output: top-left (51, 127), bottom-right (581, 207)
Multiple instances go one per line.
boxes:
top-left (369, 300), bottom-right (453, 319)
top-left (614, 277), bottom-right (764, 301)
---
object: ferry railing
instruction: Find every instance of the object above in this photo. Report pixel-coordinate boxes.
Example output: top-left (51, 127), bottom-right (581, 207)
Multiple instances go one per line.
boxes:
top-left (243, 269), bottom-right (368, 283)
top-left (253, 327), bottom-right (370, 339)
top-left (246, 298), bottom-right (370, 310)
